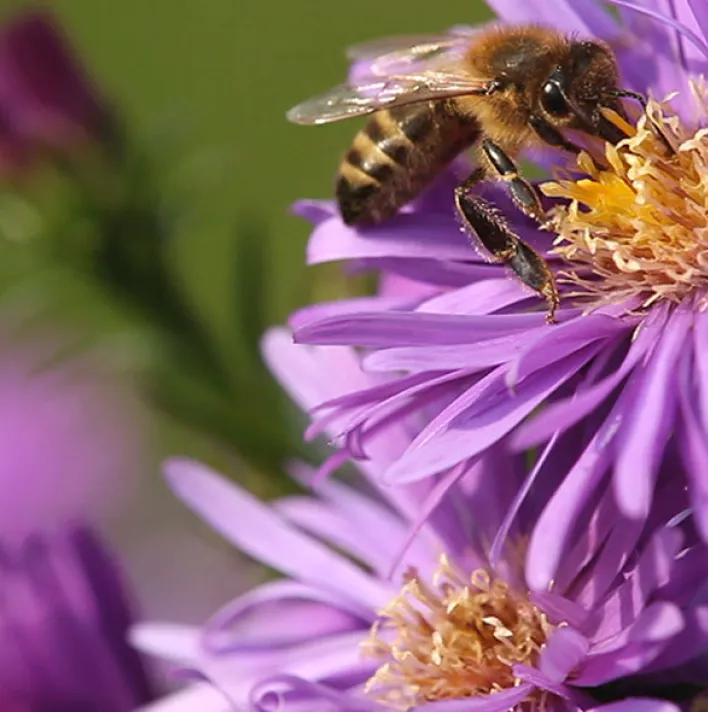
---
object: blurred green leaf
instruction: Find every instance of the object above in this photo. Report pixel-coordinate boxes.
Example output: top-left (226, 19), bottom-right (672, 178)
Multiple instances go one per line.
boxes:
top-left (231, 216), bottom-right (270, 368)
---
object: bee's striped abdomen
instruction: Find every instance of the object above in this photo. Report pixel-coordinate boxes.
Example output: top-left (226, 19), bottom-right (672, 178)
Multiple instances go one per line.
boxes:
top-left (336, 101), bottom-right (480, 225)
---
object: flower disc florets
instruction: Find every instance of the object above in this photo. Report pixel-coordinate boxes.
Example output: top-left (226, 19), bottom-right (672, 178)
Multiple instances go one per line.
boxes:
top-left (364, 555), bottom-right (553, 711)
top-left (543, 93), bottom-right (708, 308)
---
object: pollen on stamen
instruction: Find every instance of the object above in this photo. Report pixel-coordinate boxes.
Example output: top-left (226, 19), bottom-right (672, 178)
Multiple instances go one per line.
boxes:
top-left (362, 555), bottom-right (553, 711)
top-left (540, 88), bottom-right (708, 309)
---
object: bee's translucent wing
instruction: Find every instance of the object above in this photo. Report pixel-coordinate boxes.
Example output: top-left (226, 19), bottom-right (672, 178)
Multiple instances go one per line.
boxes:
top-left (347, 32), bottom-right (475, 78)
top-left (346, 33), bottom-right (471, 61)
top-left (288, 35), bottom-right (488, 125)
top-left (286, 71), bottom-right (489, 125)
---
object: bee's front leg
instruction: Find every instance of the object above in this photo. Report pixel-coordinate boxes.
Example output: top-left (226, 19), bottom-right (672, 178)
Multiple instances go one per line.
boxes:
top-left (529, 115), bottom-right (608, 172)
top-left (529, 115), bottom-right (582, 156)
top-left (480, 139), bottom-right (547, 224)
top-left (454, 168), bottom-right (559, 323)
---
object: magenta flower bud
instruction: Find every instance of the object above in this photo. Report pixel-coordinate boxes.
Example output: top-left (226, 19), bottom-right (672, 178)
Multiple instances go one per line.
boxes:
top-left (0, 9), bottom-right (114, 170)
top-left (0, 526), bottom-right (155, 710)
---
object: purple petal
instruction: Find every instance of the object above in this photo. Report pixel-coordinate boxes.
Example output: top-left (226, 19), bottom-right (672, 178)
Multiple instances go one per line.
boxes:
top-left (487, 0), bottom-right (619, 36)
top-left (313, 370), bottom-right (474, 464)
top-left (539, 626), bottom-right (590, 682)
top-left (572, 640), bottom-right (666, 686)
top-left (489, 434), bottom-right (558, 568)
top-left (413, 337), bottom-right (604, 452)
top-left (384, 346), bottom-right (599, 484)
top-left (588, 700), bottom-right (681, 712)
top-left (571, 515), bottom-right (645, 611)
top-left (362, 330), bottom-right (542, 374)
top-left (275, 495), bottom-right (405, 576)
top-left (505, 314), bottom-right (630, 388)
top-left (311, 371), bottom-right (434, 414)
top-left (693, 310), bottom-right (708, 430)
top-left (586, 527), bottom-right (682, 644)
top-left (527, 453), bottom-right (610, 592)
top-left (306, 214), bottom-right (474, 265)
top-left (627, 601), bottom-right (684, 643)
top-left (572, 602), bottom-right (684, 686)
top-left (382, 463), bottom-right (470, 580)
top-left (202, 580), bottom-right (366, 654)
top-left (416, 278), bottom-right (531, 316)
top-left (670, 0), bottom-right (708, 82)
top-left (312, 449), bottom-right (354, 484)
top-left (137, 684), bottom-right (234, 712)
top-left (655, 544), bottom-right (708, 607)
top-left (613, 1), bottom-right (686, 105)
top-left (642, 605), bottom-right (708, 672)
top-left (613, 306), bottom-right (690, 520)
top-left (379, 271), bottom-right (440, 300)
top-left (513, 664), bottom-right (574, 700)
top-left (526, 377), bottom-right (643, 592)
top-left (250, 675), bottom-right (378, 712)
top-left (203, 631), bottom-right (374, 698)
top-left (262, 329), bottom-right (371, 416)
top-left (676, 340), bottom-right (708, 540)
top-left (531, 591), bottom-right (590, 629)
top-left (290, 296), bottom-right (418, 332)
top-left (164, 459), bottom-right (391, 613)
top-left (169, 669), bottom-right (243, 711)
top-left (308, 477), bottom-right (441, 577)
top-left (368, 255), bottom-right (503, 288)
top-left (585, 600), bottom-right (684, 664)
top-left (678, 385), bottom-right (708, 541)
top-left (461, 449), bottom-right (526, 563)
top-left (551, 488), bottom-right (619, 598)
top-left (414, 684), bottom-right (536, 712)
top-left (263, 332), bottom-right (417, 492)
top-left (608, 0), bottom-right (708, 59)
top-left (291, 200), bottom-right (337, 225)
top-left (294, 311), bottom-right (550, 348)
top-left (688, 0), bottom-right (708, 48)
top-left (402, 367), bottom-right (506, 450)
top-left (513, 311), bottom-right (655, 450)
top-left (129, 623), bottom-right (201, 663)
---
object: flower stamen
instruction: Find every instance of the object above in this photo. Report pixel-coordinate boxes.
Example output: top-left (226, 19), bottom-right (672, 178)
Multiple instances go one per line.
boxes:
top-left (541, 90), bottom-right (708, 308)
top-left (363, 556), bottom-right (552, 710)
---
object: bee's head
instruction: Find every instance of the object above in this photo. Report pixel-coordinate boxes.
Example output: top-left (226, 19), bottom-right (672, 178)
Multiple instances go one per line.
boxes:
top-left (538, 39), bottom-right (629, 143)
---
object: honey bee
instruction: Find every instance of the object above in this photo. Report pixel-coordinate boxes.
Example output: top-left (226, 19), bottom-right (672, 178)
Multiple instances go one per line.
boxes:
top-left (287, 24), bottom-right (645, 321)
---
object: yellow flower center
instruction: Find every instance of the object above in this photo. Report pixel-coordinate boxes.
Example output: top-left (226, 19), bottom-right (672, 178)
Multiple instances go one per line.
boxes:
top-left (541, 90), bottom-right (708, 308)
top-left (363, 555), bottom-right (552, 710)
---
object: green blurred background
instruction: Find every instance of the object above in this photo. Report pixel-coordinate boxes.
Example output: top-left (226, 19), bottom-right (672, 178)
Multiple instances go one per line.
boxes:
top-left (46, 0), bottom-right (492, 328)
top-left (0, 0), bottom-right (497, 623)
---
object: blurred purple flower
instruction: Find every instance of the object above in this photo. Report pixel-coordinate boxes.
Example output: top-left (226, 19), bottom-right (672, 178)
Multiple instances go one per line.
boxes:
top-left (0, 524), bottom-right (155, 711)
top-left (132, 330), bottom-right (708, 712)
top-left (0, 322), bottom-right (145, 543)
top-left (289, 0), bottom-right (708, 586)
top-left (0, 8), bottom-right (114, 170)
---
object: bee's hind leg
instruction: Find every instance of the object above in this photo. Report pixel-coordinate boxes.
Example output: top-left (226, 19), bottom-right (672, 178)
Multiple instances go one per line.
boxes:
top-left (454, 168), bottom-right (559, 323)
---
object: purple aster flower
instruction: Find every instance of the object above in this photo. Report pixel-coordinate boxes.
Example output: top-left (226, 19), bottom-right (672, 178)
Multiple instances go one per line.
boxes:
top-left (0, 8), bottom-right (115, 171)
top-left (133, 331), bottom-right (708, 712)
top-left (1, 524), bottom-right (155, 710)
top-left (288, 0), bottom-right (708, 587)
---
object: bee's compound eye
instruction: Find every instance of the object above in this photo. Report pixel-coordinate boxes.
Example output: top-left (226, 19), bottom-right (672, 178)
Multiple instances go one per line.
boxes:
top-left (541, 81), bottom-right (569, 117)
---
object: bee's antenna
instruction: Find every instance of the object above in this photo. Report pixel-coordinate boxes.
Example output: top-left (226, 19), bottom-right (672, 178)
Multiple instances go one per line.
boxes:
top-left (610, 88), bottom-right (647, 109)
